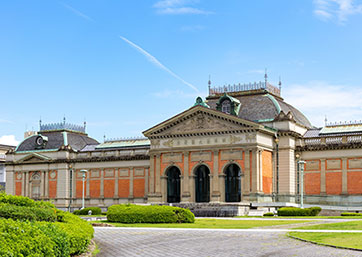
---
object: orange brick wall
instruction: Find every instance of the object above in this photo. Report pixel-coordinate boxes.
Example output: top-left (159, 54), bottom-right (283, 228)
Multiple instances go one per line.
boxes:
top-left (219, 150), bottom-right (244, 174)
top-left (90, 180), bottom-right (100, 198)
top-left (15, 182), bottom-right (22, 196)
top-left (304, 173), bottom-right (320, 195)
top-left (49, 181), bottom-right (57, 198)
top-left (104, 180), bottom-right (115, 198)
top-left (133, 178), bottom-right (145, 198)
top-left (190, 151), bottom-right (214, 174)
top-left (347, 172), bottom-right (362, 194)
top-left (262, 150), bottom-right (273, 194)
top-left (118, 179), bottom-right (129, 198)
top-left (326, 172), bottom-right (342, 195)
top-left (76, 180), bottom-right (86, 198)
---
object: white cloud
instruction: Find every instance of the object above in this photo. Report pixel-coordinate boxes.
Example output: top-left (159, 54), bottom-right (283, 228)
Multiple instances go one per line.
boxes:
top-left (119, 36), bottom-right (199, 92)
top-left (153, 0), bottom-right (212, 15)
top-left (60, 2), bottom-right (94, 22)
top-left (283, 81), bottom-right (362, 127)
top-left (0, 135), bottom-right (19, 146)
top-left (313, 0), bottom-right (362, 23)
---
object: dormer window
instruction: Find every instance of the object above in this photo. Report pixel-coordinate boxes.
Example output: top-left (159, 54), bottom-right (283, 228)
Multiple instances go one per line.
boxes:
top-left (222, 100), bottom-right (231, 114)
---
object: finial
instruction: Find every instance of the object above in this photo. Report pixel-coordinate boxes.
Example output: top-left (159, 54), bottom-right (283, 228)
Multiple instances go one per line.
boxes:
top-left (324, 115), bottom-right (328, 126)
top-left (278, 76), bottom-right (282, 93)
top-left (83, 119), bottom-right (87, 130)
top-left (39, 117), bottom-right (42, 129)
top-left (208, 75), bottom-right (211, 95)
top-left (63, 116), bottom-right (66, 125)
top-left (103, 134), bottom-right (106, 143)
top-left (264, 68), bottom-right (268, 85)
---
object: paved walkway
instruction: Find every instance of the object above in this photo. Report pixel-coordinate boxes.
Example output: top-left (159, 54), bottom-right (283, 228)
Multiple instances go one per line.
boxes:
top-left (94, 227), bottom-right (362, 257)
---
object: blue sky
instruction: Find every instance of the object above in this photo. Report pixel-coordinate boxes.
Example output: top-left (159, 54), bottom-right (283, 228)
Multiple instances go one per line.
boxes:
top-left (1, 0), bottom-right (362, 145)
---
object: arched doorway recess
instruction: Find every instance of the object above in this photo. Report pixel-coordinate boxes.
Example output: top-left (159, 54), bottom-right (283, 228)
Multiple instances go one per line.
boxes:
top-left (225, 164), bottom-right (241, 202)
top-left (167, 166), bottom-right (181, 203)
top-left (195, 165), bottom-right (210, 203)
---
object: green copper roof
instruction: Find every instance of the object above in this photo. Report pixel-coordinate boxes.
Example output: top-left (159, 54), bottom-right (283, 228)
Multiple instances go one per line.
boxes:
top-left (320, 124), bottom-right (362, 134)
top-left (96, 139), bottom-right (150, 149)
top-left (193, 97), bottom-right (210, 108)
top-left (216, 93), bottom-right (241, 116)
top-left (265, 94), bottom-right (281, 114)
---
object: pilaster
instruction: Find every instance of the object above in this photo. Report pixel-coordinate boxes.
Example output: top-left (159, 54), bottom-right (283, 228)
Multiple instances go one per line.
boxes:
top-left (320, 159), bottom-right (326, 194)
top-left (211, 150), bottom-right (221, 202)
top-left (342, 158), bottom-right (348, 194)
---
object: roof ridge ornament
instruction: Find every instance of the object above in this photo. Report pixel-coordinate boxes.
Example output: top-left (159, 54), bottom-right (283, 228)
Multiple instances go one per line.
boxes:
top-left (193, 96), bottom-right (210, 108)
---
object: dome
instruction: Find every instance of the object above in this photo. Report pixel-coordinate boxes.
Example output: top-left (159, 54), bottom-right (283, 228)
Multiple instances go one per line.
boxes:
top-left (16, 130), bottom-right (99, 152)
top-left (206, 89), bottom-right (312, 128)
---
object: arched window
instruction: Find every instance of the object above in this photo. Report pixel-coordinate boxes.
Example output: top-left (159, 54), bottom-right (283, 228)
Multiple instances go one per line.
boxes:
top-left (221, 100), bottom-right (231, 114)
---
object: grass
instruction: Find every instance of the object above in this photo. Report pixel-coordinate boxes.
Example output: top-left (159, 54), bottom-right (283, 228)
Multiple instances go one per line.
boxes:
top-left (234, 216), bottom-right (362, 219)
top-left (289, 232), bottom-right (362, 250)
top-left (293, 220), bottom-right (362, 230)
top-left (91, 218), bottom-right (311, 229)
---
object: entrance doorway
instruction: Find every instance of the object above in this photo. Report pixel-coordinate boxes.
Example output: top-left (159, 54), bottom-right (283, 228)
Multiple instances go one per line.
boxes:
top-left (195, 165), bottom-right (210, 203)
top-left (225, 164), bottom-right (241, 202)
top-left (167, 166), bottom-right (181, 203)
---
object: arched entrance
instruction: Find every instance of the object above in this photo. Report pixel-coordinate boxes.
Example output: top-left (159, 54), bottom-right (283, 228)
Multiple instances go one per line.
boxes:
top-left (225, 164), bottom-right (241, 202)
top-left (195, 165), bottom-right (210, 203)
top-left (167, 166), bottom-right (181, 203)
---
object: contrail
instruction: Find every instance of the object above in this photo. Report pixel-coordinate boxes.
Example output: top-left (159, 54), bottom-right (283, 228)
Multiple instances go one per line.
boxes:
top-left (60, 2), bottom-right (94, 22)
top-left (119, 36), bottom-right (199, 92)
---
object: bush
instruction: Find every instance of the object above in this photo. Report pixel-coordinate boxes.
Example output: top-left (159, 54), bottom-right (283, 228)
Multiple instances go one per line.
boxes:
top-left (0, 203), bottom-right (56, 222)
top-left (107, 204), bottom-right (195, 224)
top-left (0, 218), bottom-right (58, 256)
top-left (55, 211), bottom-right (94, 255)
top-left (341, 212), bottom-right (362, 216)
top-left (74, 207), bottom-right (102, 215)
top-left (263, 212), bottom-right (274, 216)
top-left (277, 207), bottom-right (322, 216)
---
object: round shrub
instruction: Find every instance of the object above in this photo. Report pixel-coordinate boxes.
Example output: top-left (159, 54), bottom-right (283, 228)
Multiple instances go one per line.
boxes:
top-left (263, 212), bottom-right (274, 217)
top-left (0, 203), bottom-right (57, 222)
top-left (107, 204), bottom-right (195, 223)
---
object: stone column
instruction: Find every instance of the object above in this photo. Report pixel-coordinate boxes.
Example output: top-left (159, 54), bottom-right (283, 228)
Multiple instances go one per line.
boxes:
top-left (251, 149), bottom-right (258, 194)
top-left (86, 170), bottom-right (90, 198)
top-left (149, 155), bottom-right (155, 194)
top-left (244, 150), bottom-right (250, 194)
top-left (44, 171), bottom-right (49, 198)
top-left (22, 171), bottom-right (26, 196)
top-left (100, 169), bottom-right (104, 198)
top-left (25, 172), bottom-right (29, 197)
top-left (145, 168), bottom-right (149, 197)
top-left (181, 151), bottom-right (191, 201)
top-left (40, 171), bottom-right (45, 198)
top-left (320, 159), bottom-right (326, 194)
top-left (114, 169), bottom-right (119, 199)
top-left (212, 150), bottom-right (221, 202)
top-left (129, 167), bottom-right (134, 199)
top-left (219, 173), bottom-right (225, 202)
top-left (258, 149), bottom-right (263, 193)
top-left (155, 154), bottom-right (161, 194)
top-left (342, 158), bottom-right (348, 194)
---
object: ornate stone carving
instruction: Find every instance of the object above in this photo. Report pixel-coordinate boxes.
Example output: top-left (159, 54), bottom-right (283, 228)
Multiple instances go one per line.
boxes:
top-left (348, 158), bottom-right (362, 169)
top-left (190, 151), bottom-right (211, 162)
top-left (221, 150), bottom-right (243, 161)
top-left (163, 153), bottom-right (182, 163)
top-left (49, 171), bottom-right (56, 179)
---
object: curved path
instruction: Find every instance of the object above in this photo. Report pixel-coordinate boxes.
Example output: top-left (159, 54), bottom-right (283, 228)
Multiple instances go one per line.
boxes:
top-left (94, 227), bottom-right (362, 257)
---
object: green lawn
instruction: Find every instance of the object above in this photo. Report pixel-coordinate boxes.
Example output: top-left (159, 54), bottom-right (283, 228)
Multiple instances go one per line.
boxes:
top-left (289, 232), bottom-right (362, 250)
top-left (92, 218), bottom-right (311, 229)
top-left (293, 220), bottom-right (362, 230)
top-left (235, 216), bottom-right (362, 219)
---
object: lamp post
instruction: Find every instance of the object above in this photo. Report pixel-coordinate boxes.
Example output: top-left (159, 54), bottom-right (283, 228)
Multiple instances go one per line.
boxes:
top-left (80, 169), bottom-right (88, 210)
top-left (296, 159), bottom-right (306, 209)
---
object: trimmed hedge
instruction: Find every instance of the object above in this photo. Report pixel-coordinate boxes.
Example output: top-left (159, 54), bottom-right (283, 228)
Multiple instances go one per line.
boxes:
top-left (277, 207), bottom-right (322, 216)
top-left (0, 203), bottom-right (57, 222)
top-left (341, 212), bottom-right (362, 216)
top-left (73, 207), bottom-right (102, 215)
top-left (0, 193), bottom-right (94, 256)
top-left (107, 204), bottom-right (195, 223)
top-left (263, 212), bottom-right (274, 217)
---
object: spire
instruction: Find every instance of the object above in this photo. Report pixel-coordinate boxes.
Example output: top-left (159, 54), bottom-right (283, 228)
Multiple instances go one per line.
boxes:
top-left (264, 68), bottom-right (268, 85)
top-left (324, 115), bottom-right (328, 126)
top-left (83, 119), bottom-right (87, 131)
top-left (278, 76), bottom-right (282, 93)
top-left (63, 116), bottom-right (66, 125)
top-left (208, 75), bottom-right (211, 95)
top-left (103, 134), bottom-right (106, 143)
top-left (39, 117), bottom-right (42, 130)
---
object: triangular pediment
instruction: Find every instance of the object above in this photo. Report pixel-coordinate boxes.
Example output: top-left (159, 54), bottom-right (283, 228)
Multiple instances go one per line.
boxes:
top-left (143, 105), bottom-right (268, 138)
top-left (16, 153), bottom-right (52, 163)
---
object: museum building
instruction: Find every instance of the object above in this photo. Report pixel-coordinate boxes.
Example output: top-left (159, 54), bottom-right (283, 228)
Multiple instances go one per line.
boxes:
top-left (5, 80), bottom-right (362, 210)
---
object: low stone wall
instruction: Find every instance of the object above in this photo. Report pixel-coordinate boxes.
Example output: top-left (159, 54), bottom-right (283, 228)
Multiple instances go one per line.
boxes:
top-left (169, 203), bottom-right (250, 217)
